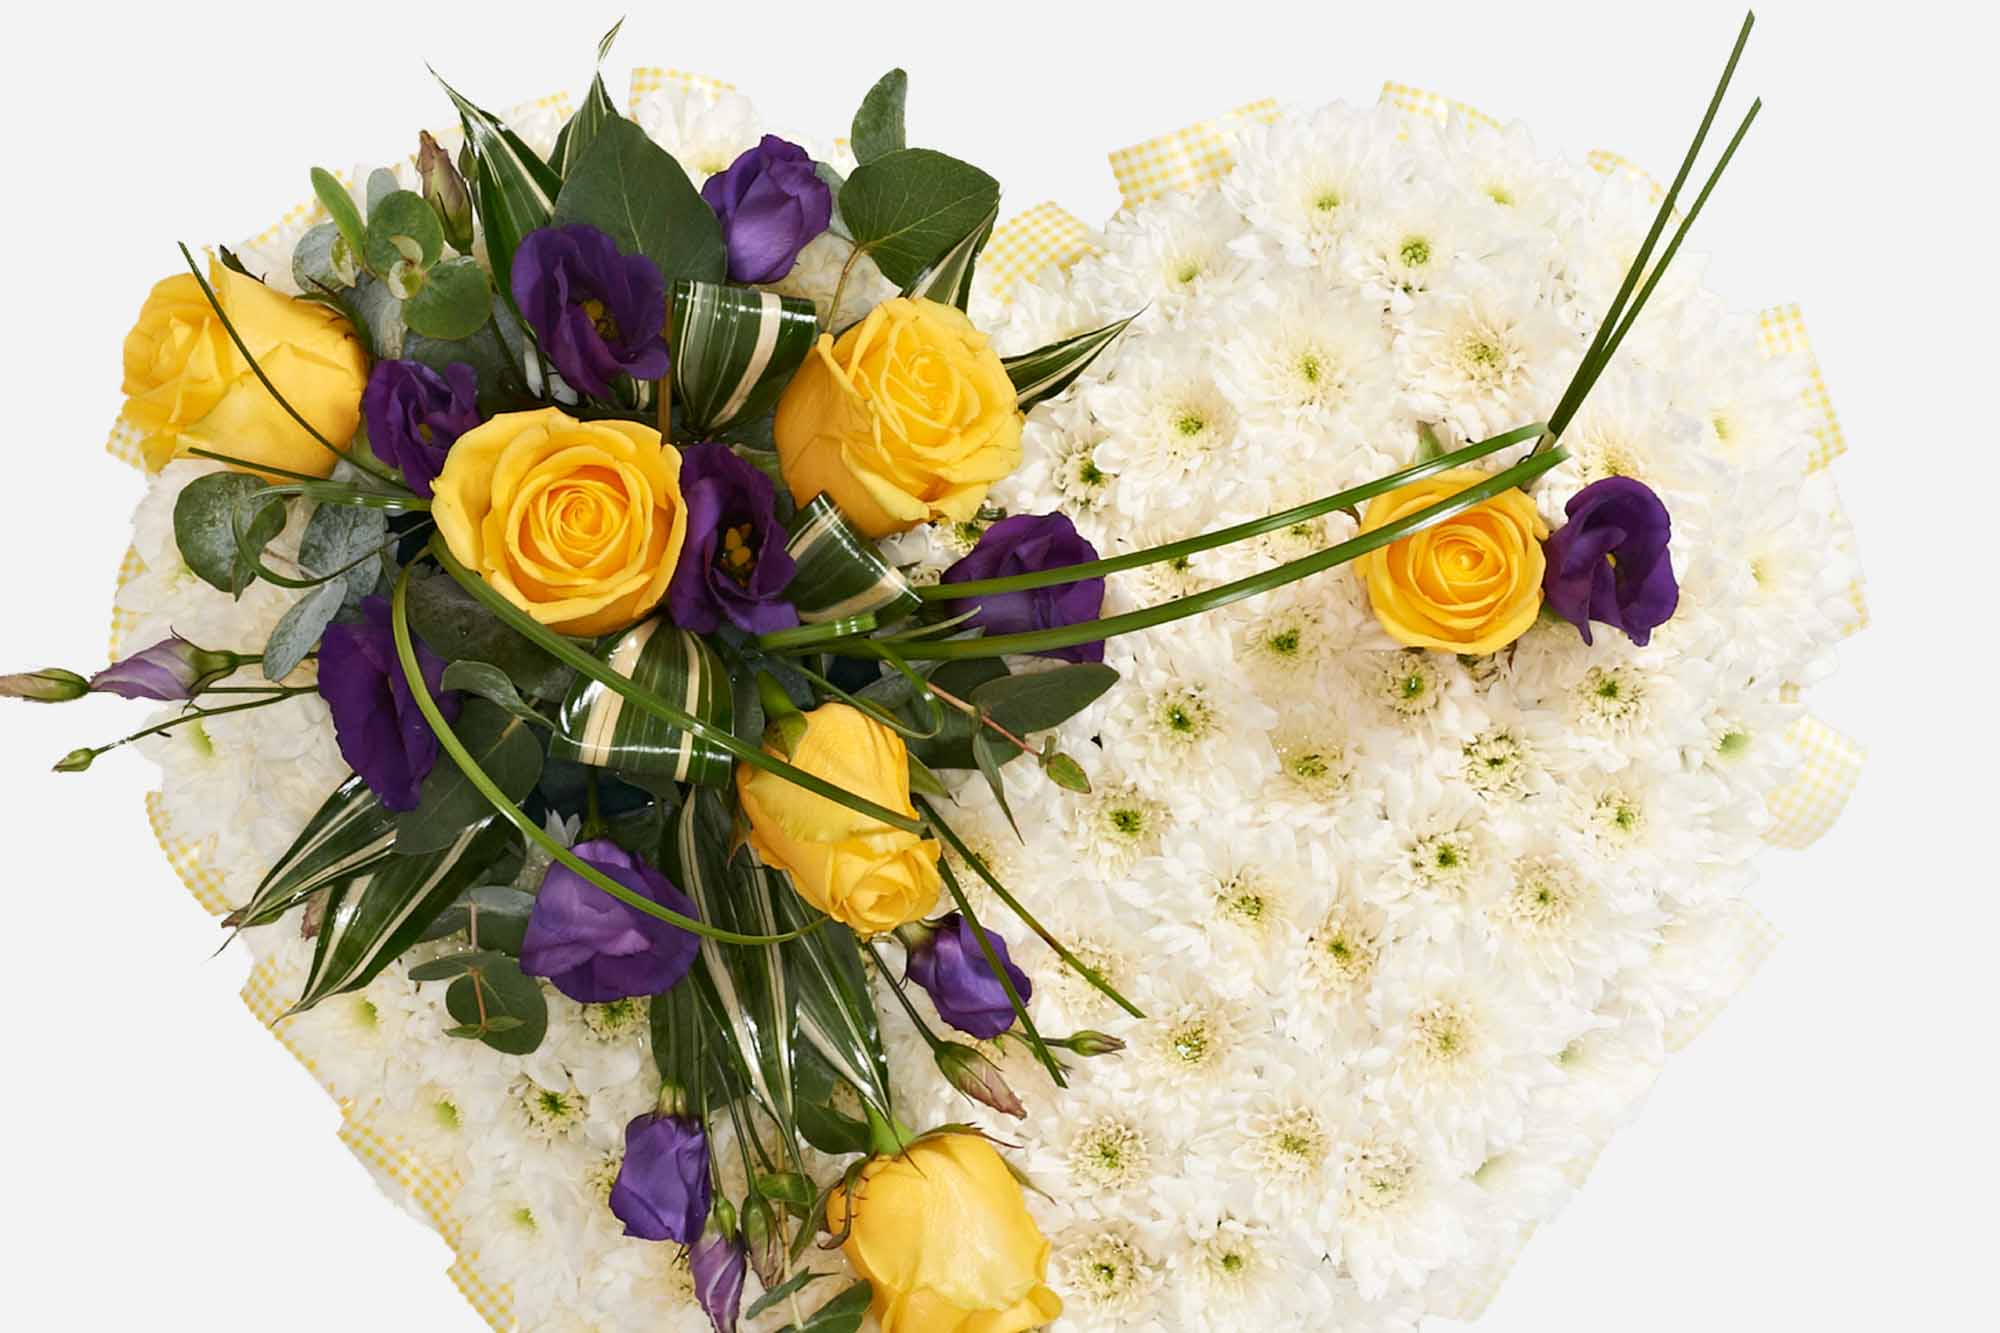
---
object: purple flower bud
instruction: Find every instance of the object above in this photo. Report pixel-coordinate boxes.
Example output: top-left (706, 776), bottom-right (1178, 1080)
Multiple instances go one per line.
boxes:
top-left (699, 136), bottom-right (833, 284)
top-left (609, 1111), bottom-right (711, 1244)
top-left (1542, 477), bottom-right (1680, 647)
top-left (738, 1193), bottom-right (787, 1289)
top-left (903, 913), bottom-right (1032, 1040)
top-left (518, 839), bottom-right (701, 1003)
top-left (362, 360), bottom-right (480, 498)
top-left (1064, 1030), bottom-right (1127, 1058)
top-left (690, 1204), bottom-right (747, 1333)
top-left (316, 597), bottom-right (460, 812)
top-left (512, 223), bottom-right (670, 400)
top-left (940, 513), bottom-right (1107, 664)
top-left (89, 635), bottom-right (243, 701)
top-left (936, 1042), bottom-right (1027, 1119)
top-left (1, 667), bottom-right (89, 702)
top-left (666, 443), bottom-right (799, 636)
top-left (417, 130), bottom-right (474, 254)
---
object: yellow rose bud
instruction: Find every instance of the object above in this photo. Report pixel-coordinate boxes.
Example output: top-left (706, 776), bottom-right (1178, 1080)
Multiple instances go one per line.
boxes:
top-left (774, 297), bottom-right (1022, 539)
top-left (735, 702), bottom-right (941, 935)
top-left (122, 263), bottom-right (367, 479)
top-left (431, 407), bottom-right (689, 637)
top-left (827, 1133), bottom-right (1062, 1333)
top-left (1353, 466), bottom-right (1550, 655)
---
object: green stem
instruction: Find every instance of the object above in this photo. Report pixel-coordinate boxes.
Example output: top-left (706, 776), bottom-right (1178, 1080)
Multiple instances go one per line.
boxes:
top-left (838, 447), bottom-right (1568, 662)
top-left (917, 423), bottom-right (1544, 602)
top-left (75, 689), bottom-right (311, 761)
top-left (185, 448), bottom-right (356, 486)
top-left (934, 851), bottom-right (1065, 1088)
top-left (427, 537), bottom-right (928, 837)
top-left (388, 565), bottom-right (811, 947)
top-left (863, 938), bottom-right (945, 1053)
top-left (920, 796), bottom-right (1144, 1019)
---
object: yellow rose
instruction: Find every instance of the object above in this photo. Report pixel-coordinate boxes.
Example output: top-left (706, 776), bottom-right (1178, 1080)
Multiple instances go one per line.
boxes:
top-left (1353, 467), bottom-right (1550, 654)
top-left (432, 408), bottom-right (688, 637)
top-left (735, 702), bottom-right (941, 935)
top-left (827, 1133), bottom-right (1062, 1333)
top-left (122, 263), bottom-right (367, 478)
top-left (774, 297), bottom-right (1022, 538)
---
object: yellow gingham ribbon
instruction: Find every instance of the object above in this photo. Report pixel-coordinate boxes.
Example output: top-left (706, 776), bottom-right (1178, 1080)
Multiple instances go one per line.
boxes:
top-left (1378, 81), bottom-right (1503, 130)
top-left (1754, 302), bottom-right (1848, 472)
top-left (981, 202), bottom-right (1099, 302)
top-left (628, 66), bottom-right (735, 113)
top-left (1766, 717), bottom-right (1865, 850)
top-left (1665, 903), bottom-right (1784, 1052)
top-left (1107, 99), bottom-right (1281, 208)
top-left (1586, 148), bottom-right (1671, 206)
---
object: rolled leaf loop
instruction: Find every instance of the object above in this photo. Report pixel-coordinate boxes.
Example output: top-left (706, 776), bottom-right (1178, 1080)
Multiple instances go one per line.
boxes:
top-left (669, 280), bottom-right (820, 436)
top-left (784, 494), bottom-right (921, 626)
top-left (550, 619), bottom-right (736, 787)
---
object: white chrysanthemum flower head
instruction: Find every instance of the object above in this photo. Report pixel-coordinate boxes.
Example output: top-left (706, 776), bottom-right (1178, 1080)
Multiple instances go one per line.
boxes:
top-left (630, 84), bottom-right (760, 185)
top-left (1225, 103), bottom-right (1394, 264)
top-left (1396, 258), bottom-right (1578, 440)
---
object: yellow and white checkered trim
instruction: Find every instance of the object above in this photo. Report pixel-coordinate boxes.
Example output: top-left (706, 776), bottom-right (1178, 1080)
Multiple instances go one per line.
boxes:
top-left (339, 1116), bottom-right (465, 1240)
top-left (981, 202), bottom-right (1098, 303)
top-left (1378, 81), bottom-right (1503, 130)
top-left (147, 792), bottom-right (234, 917)
top-left (1107, 99), bottom-right (1281, 208)
top-left (1666, 904), bottom-right (1783, 1052)
top-left (1755, 302), bottom-right (1847, 472)
top-left (1586, 148), bottom-right (1669, 205)
top-left (109, 545), bottom-right (144, 658)
top-left (628, 66), bottom-right (735, 113)
top-left (1765, 716), bottom-right (1865, 851)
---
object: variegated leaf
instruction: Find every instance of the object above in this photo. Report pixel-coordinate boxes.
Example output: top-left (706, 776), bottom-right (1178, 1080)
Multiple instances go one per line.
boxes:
top-left (900, 202), bottom-right (996, 312)
top-left (784, 495), bottom-right (920, 627)
top-left (224, 776), bottom-right (396, 930)
top-left (769, 883), bottom-right (894, 1117)
top-left (289, 818), bottom-right (519, 1013)
top-left (669, 280), bottom-right (820, 436)
top-left (1003, 313), bottom-right (1136, 411)
top-left (549, 620), bottom-right (735, 786)
top-left (550, 20), bottom-right (624, 177)
top-left (432, 72), bottom-right (559, 308)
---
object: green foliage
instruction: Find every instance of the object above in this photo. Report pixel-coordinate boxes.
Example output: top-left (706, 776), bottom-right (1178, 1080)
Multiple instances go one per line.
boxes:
top-left (395, 699), bottom-right (545, 854)
top-left (443, 953), bottom-right (549, 1054)
top-left (224, 776), bottom-right (396, 931)
top-left (1003, 313), bottom-right (1136, 410)
top-left (850, 69), bottom-right (908, 164)
top-left (405, 571), bottom-right (573, 701)
top-left (838, 149), bottom-right (1000, 288)
top-left (403, 256), bottom-right (492, 340)
top-left (173, 472), bottom-right (287, 596)
top-left (554, 117), bottom-right (726, 292)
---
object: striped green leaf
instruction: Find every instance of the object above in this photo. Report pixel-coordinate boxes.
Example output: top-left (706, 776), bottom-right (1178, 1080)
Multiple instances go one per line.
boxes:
top-left (550, 20), bottom-right (625, 178)
top-left (669, 280), bottom-right (820, 436)
top-left (289, 817), bottom-right (519, 1013)
top-left (784, 495), bottom-right (920, 627)
top-left (769, 883), bottom-right (894, 1118)
top-left (1003, 313), bottom-right (1136, 411)
top-left (224, 776), bottom-right (396, 931)
top-left (432, 71), bottom-right (560, 305)
top-left (900, 202), bottom-right (996, 312)
top-left (549, 620), bottom-right (735, 787)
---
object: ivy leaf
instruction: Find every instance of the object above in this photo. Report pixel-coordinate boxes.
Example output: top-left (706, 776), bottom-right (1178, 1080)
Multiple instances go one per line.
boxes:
top-left (849, 69), bottom-right (908, 165)
top-left (172, 472), bottom-right (287, 597)
top-left (554, 117), bottom-right (725, 292)
top-left (838, 149), bottom-right (1000, 288)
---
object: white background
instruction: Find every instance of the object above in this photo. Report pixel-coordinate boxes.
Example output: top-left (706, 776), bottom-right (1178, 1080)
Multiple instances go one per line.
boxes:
top-left (0, 1), bottom-right (1991, 1328)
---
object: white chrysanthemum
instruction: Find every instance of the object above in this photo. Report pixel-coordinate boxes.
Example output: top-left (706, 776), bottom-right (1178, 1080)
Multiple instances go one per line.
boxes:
top-left (630, 84), bottom-right (761, 185)
top-left (1395, 259), bottom-right (1578, 440)
top-left (1224, 104), bottom-right (1395, 265)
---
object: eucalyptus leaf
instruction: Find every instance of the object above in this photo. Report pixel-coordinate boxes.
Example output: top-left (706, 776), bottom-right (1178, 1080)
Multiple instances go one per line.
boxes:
top-left (310, 167), bottom-right (367, 262)
top-left (263, 581), bottom-right (345, 682)
top-left (404, 255), bottom-right (492, 340)
top-left (173, 472), bottom-right (287, 597)
top-left (968, 663), bottom-right (1118, 762)
top-left (406, 572), bottom-right (572, 700)
top-left (859, 657), bottom-right (1006, 769)
top-left (972, 731), bottom-right (1022, 838)
top-left (850, 69), bottom-right (908, 165)
top-left (408, 948), bottom-right (508, 982)
top-left (554, 117), bottom-right (725, 292)
top-left (365, 168), bottom-right (401, 215)
top-left (441, 660), bottom-right (550, 728)
top-left (445, 954), bottom-right (549, 1054)
top-left (336, 276), bottom-right (409, 361)
top-left (839, 149), bottom-right (1000, 288)
top-left (365, 190), bottom-right (444, 278)
top-left (292, 222), bottom-right (358, 293)
top-left (395, 699), bottom-right (545, 853)
top-left (299, 499), bottom-right (387, 606)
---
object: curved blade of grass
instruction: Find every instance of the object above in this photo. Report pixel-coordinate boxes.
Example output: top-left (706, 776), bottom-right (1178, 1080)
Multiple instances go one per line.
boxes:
top-left (935, 851), bottom-right (1064, 1087)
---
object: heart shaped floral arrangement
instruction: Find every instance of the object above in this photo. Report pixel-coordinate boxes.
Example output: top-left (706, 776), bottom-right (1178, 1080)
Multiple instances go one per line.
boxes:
top-left (8, 14), bottom-right (1863, 1333)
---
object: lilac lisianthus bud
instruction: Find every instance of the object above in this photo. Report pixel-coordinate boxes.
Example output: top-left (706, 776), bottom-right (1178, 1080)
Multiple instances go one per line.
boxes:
top-left (1542, 476), bottom-right (1680, 647)
top-left (665, 443), bottom-right (799, 635)
top-left (699, 136), bottom-right (833, 284)
top-left (89, 635), bottom-right (246, 701)
top-left (511, 223), bottom-right (670, 400)
top-left (316, 597), bottom-right (461, 811)
top-left (901, 913), bottom-right (1033, 1040)
top-left (608, 1111), bottom-right (712, 1244)
top-left (417, 130), bottom-right (474, 254)
top-left (738, 1193), bottom-right (787, 1288)
top-left (518, 839), bottom-right (700, 1003)
top-left (689, 1200), bottom-right (747, 1333)
top-left (1, 667), bottom-right (89, 702)
top-left (53, 747), bottom-right (98, 773)
top-left (362, 359), bottom-right (480, 498)
top-left (1063, 1030), bottom-right (1127, 1058)
top-left (936, 1041), bottom-right (1027, 1119)
top-left (940, 513), bottom-right (1107, 663)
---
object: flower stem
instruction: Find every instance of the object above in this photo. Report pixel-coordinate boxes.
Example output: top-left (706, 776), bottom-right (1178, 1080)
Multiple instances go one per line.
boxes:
top-left (62, 688), bottom-right (312, 768)
top-left (925, 681), bottom-right (1036, 756)
top-left (863, 938), bottom-right (945, 1054)
top-left (931, 850), bottom-right (1065, 1087)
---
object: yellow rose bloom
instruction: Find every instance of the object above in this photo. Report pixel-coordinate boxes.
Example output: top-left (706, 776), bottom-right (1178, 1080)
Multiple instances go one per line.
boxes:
top-left (432, 408), bottom-right (689, 637)
top-left (1353, 467), bottom-right (1550, 655)
top-left (735, 702), bottom-right (941, 935)
top-left (774, 297), bottom-right (1022, 539)
top-left (122, 263), bottom-right (367, 479)
top-left (827, 1133), bottom-right (1062, 1333)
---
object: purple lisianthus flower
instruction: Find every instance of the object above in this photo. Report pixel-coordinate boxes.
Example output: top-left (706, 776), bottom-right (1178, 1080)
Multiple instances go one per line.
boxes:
top-left (665, 443), bottom-right (799, 635)
top-left (1542, 476), bottom-right (1680, 647)
top-left (940, 513), bottom-right (1107, 663)
top-left (88, 634), bottom-right (244, 700)
top-left (518, 838), bottom-right (700, 1003)
top-left (903, 913), bottom-right (1032, 1040)
top-left (609, 1112), bottom-right (711, 1244)
top-left (699, 136), bottom-right (833, 284)
top-left (362, 360), bottom-right (480, 498)
top-left (690, 1210), bottom-right (748, 1333)
top-left (512, 223), bottom-right (670, 400)
top-left (317, 598), bottom-right (460, 811)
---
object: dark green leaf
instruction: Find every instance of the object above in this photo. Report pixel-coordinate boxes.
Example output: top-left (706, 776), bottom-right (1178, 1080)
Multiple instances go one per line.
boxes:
top-left (408, 948), bottom-right (508, 982)
top-left (860, 657), bottom-right (1007, 769)
top-left (771, 886), bottom-right (894, 1117)
top-left (364, 190), bottom-right (445, 279)
top-left (669, 279), bottom-right (819, 436)
top-left (972, 731), bottom-right (1021, 836)
top-left (1040, 749), bottom-right (1092, 793)
top-left (850, 69), bottom-right (908, 165)
top-left (747, 1269), bottom-right (833, 1322)
top-left (968, 663), bottom-right (1119, 761)
top-left (445, 954), bottom-right (549, 1054)
top-left (554, 117), bottom-right (725, 293)
top-left (784, 495), bottom-right (921, 627)
top-left (908, 753), bottom-right (950, 798)
top-left (173, 472), bottom-right (286, 596)
top-left (396, 699), bottom-right (544, 853)
top-left (1003, 313), bottom-right (1135, 411)
top-left (403, 256), bottom-right (492, 340)
top-left (901, 202), bottom-right (995, 312)
top-left (777, 1281), bottom-right (872, 1333)
top-left (263, 581), bottom-right (345, 682)
top-left (792, 1045), bottom-right (874, 1155)
top-left (839, 149), bottom-right (1000, 288)
top-left (224, 776), bottom-right (396, 930)
top-left (298, 498), bottom-right (386, 607)
top-left (406, 571), bottom-right (571, 700)
top-left (441, 660), bottom-right (550, 729)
